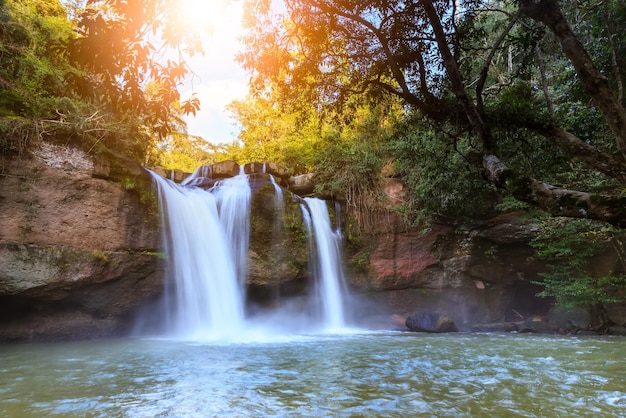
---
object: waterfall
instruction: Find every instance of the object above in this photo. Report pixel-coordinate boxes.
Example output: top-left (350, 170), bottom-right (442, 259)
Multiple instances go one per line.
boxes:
top-left (149, 171), bottom-right (249, 340)
top-left (269, 174), bottom-right (284, 239)
top-left (212, 167), bottom-right (251, 285)
top-left (148, 166), bottom-right (353, 340)
top-left (302, 198), bottom-right (349, 330)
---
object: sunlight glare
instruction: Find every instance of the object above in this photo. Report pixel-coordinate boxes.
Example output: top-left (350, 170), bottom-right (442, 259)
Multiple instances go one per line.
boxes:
top-left (176, 0), bottom-right (249, 143)
top-left (179, 0), bottom-right (233, 35)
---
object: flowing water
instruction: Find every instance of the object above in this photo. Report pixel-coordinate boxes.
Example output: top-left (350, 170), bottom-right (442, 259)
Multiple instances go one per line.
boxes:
top-left (20, 169), bottom-right (620, 416)
top-left (1, 333), bottom-right (625, 417)
top-left (302, 198), bottom-right (349, 330)
top-left (150, 169), bottom-right (351, 340)
top-left (151, 173), bottom-right (246, 340)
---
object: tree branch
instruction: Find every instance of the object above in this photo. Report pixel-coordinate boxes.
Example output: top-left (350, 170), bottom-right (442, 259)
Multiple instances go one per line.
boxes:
top-left (420, 0), bottom-right (495, 151)
top-left (536, 124), bottom-right (626, 183)
top-left (483, 153), bottom-right (626, 226)
top-left (519, 0), bottom-right (626, 160)
top-left (475, 11), bottom-right (520, 114)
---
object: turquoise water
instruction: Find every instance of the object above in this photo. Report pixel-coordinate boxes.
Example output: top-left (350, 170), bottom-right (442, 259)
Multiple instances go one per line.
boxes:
top-left (1, 332), bottom-right (625, 417)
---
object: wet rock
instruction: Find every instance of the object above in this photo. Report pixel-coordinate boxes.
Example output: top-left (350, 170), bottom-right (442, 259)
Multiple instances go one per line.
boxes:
top-left (288, 173), bottom-right (316, 196)
top-left (265, 162), bottom-right (290, 181)
top-left (390, 314), bottom-right (408, 330)
top-left (514, 320), bottom-right (558, 334)
top-left (211, 160), bottom-right (240, 178)
top-left (185, 177), bottom-right (217, 189)
top-left (405, 311), bottom-right (458, 333)
top-left (0, 145), bottom-right (161, 342)
top-left (575, 330), bottom-right (601, 336)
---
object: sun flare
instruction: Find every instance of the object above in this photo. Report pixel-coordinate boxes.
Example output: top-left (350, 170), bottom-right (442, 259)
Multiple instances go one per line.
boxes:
top-left (178, 0), bottom-right (234, 35)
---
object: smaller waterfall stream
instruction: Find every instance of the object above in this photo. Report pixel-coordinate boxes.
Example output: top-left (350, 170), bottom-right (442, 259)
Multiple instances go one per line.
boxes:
top-left (303, 198), bottom-right (349, 330)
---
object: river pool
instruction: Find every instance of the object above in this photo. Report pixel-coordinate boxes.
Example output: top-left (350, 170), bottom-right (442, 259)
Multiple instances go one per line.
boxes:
top-left (1, 332), bottom-right (625, 417)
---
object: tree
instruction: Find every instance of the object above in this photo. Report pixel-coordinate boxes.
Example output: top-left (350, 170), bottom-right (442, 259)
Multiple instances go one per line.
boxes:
top-left (0, 0), bottom-right (75, 117)
top-left (239, 0), bottom-right (626, 225)
top-left (65, 0), bottom-right (201, 140)
top-left (0, 0), bottom-right (204, 162)
top-left (530, 217), bottom-right (626, 330)
top-left (226, 92), bottom-right (322, 173)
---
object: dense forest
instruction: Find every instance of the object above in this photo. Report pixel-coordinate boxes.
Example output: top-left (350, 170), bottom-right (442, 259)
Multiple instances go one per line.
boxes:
top-left (1, 0), bottom-right (625, 326)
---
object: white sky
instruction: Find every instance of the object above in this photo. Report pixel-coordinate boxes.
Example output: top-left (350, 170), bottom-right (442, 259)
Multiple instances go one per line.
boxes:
top-left (179, 0), bottom-right (249, 144)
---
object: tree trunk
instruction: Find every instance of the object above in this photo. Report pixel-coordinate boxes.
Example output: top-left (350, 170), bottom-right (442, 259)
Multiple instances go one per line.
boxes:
top-left (420, 0), bottom-right (495, 152)
top-left (519, 0), bottom-right (626, 160)
top-left (586, 303), bottom-right (613, 331)
top-left (483, 153), bottom-right (626, 226)
top-left (536, 125), bottom-right (626, 183)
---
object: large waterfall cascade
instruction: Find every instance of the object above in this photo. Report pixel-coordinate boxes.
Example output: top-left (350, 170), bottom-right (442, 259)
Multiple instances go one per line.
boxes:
top-left (149, 164), bottom-right (351, 340)
top-left (151, 173), bottom-right (246, 340)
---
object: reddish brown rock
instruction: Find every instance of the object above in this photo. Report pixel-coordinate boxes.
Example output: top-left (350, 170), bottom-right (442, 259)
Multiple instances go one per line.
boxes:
top-left (0, 143), bottom-right (162, 341)
top-left (211, 160), bottom-right (240, 178)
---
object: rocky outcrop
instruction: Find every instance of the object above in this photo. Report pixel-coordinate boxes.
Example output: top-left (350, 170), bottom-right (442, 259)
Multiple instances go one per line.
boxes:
top-left (0, 142), bottom-right (162, 341)
top-left (0, 148), bottom-right (319, 341)
top-left (345, 178), bottom-right (554, 330)
top-left (246, 174), bottom-right (310, 296)
top-left (4, 148), bottom-right (623, 341)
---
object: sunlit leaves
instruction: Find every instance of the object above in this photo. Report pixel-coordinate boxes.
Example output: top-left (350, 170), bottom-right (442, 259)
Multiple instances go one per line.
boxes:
top-left (66, 0), bottom-right (203, 139)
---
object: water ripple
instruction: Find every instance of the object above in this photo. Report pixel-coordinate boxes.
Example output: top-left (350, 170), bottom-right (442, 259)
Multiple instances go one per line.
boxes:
top-left (0, 334), bottom-right (625, 417)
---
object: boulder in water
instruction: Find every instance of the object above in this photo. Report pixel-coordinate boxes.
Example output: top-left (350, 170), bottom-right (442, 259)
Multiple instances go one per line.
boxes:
top-left (405, 311), bottom-right (458, 333)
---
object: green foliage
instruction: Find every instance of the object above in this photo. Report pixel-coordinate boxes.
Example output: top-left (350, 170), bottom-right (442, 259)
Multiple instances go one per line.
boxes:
top-left (0, 0), bottom-right (206, 164)
top-left (91, 249), bottom-right (111, 263)
top-left (225, 93), bottom-right (321, 173)
top-left (238, 0), bottom-right (626, 228)
top-left (65, 0), bottom-right (202, 140)
top-left (388, 118), bottom-right (496, 224)
top-left (312, 102), bottom-right (402, 231)
top-left (495, 196), bottom-right (530, 212)
top-left (530, 217), bottom-right (626, 317)
top-left (0, 0), bottom-right (74, 118)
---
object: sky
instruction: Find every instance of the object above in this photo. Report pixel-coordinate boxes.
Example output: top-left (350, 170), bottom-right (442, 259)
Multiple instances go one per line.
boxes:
top-left (178, 0), bottom-right (250, 144)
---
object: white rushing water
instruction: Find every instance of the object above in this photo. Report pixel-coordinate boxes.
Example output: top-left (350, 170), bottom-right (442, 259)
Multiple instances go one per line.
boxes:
top-left (151, 172), bottom-right (248, 340)
top-left (303, 197), bottom-right (348, 330)
top-left (150, 168), bottom-right (351, 340)
top-left (212, 167), bottom-right (251, 286)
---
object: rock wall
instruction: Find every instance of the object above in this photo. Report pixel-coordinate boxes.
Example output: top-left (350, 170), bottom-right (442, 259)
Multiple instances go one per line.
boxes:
top-left (0, 143), bottom-right (163, 341)
top-left (2, 148), bottom-right (623, 341)
top-left (344, 179), bottom-right (553, 329)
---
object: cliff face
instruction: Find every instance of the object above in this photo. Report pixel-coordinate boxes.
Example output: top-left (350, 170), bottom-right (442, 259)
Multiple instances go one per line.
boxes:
top-left (2, 146), bottom-right (621, 341)
top-left (344, 179), bottom-right (552, 328)
top-left (344, 179), bottom-right (626, 331)
top-left (0, 143), bottom-right (163, 341)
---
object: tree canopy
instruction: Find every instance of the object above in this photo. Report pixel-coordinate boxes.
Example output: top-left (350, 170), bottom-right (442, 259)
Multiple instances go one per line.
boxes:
top-left (0, 0), bottom-right (202, 162)
top-left (239, 0), bottom-right (626, 226)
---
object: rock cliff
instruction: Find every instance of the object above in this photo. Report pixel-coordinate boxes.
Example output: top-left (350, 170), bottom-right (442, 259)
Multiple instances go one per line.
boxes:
top-left (0, 143), bottom-right (162, 341)
top-left (2, 144), bottom-right (622, 341)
